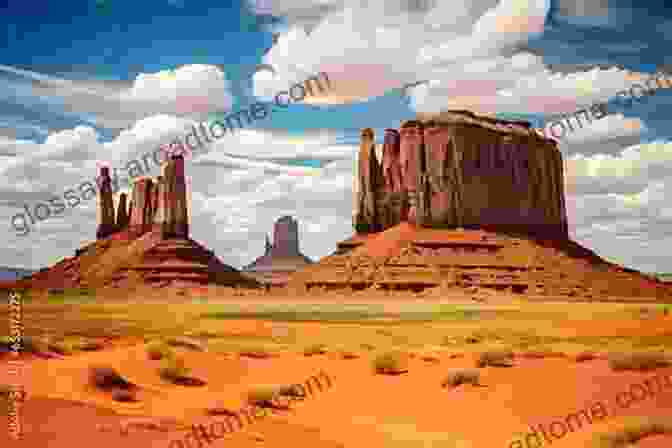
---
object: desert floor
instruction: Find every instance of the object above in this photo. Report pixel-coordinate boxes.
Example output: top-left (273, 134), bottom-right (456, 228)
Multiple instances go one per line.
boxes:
top-left (1, 287), bottom-right (671, 448)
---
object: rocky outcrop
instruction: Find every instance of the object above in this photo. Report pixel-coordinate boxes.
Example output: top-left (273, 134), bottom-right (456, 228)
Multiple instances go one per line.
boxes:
top-left (96, 167), bottom-right (116, 239)
top-left (116, 193), bottom-right (129, 231)
top-left (354, 128), bottom-right (383, 233)
top-left (242, 216), bottom-right (313, 286)
top-left (288, 224), bottom-right (672, 301)
top-left (23, 154), bottom-right (260, 291)
top-left (353, 110), bottom-right (568, 240)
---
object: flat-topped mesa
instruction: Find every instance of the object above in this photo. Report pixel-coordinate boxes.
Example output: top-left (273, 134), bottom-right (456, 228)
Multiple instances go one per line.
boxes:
top-left (96, 166), bottom-right (116, 239)
top-left (354, 110), bottom-right (569, 240)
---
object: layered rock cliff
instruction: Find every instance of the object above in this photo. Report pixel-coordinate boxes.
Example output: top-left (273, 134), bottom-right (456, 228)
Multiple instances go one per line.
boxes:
top-left (353, 110), bottom-right (569, 240)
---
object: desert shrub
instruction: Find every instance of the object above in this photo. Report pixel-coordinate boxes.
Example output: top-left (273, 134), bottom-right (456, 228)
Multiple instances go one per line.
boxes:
top-left (164, 337), bottom-right (205, 352)
top-left (111, 388), bottom-right (136, 402)
top-left (75, 339), bottom-right (104, 351)
top-left (146, 341), bottom-right (175, 360)
top-left (372, 351), bottom-right (408, 375)
top-left (246, 385), bottom-right (282, 408)
top-left (277, 384), bottom-right (307, 399)
top-left (0, 335), bottom-right (46, 354)
top-left (303, 343), bottom-right (328, 357)
top-left (339, 350), bottom-right (360, 360)
top-left (608, 351), bottom-right (671, 371)
top-left (575, 351), bottom-right (599, 362)
top-left (441, 369), bottom-right (482, 388)
top-left (157, 356), bottom-right (192, 383)
top-left (476, 349), bottom-right (514, 368)
top-left (89, 365), bottom-right (133, 390)
top-left (591, 416), bottom-right (672, 447)
top-left (239, 348), bottom-right (274, 359)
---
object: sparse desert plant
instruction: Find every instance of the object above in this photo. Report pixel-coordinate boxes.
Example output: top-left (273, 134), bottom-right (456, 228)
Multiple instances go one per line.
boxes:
top-left (574, 351), bottom-right (599, 362)
top-left (441, 369), bottom-right (483, 388)
top-left (476, 349), bottom-right (514, 368)
top-left (246, 385), bottom-right (282, 408)
top-left (239, 348), bottom-right (274, 359)
top-left (111, 388), bottom-right (136, 403)
top-left (519, 350), bottom-right (567, 359)
top-left (146, 341), bottom-right (175, 360)
top-left (0, 335), bottom-right (46, 354)
top-left (75, 339), bottom-right (104, 351)
top-left (89, 365), bottom-right (133, 390)
top-left (339, 350), bottom-right (360, 360)
top-left (277, 384), bottom-right (307, 399)
top-left (157, 356), bottom-right (192, 383)
top-left (591, 416), bottom-right (672, 447)
top-left (164, 336), bottom-right (205, 352)
top-left (373, 351), bottom-right (408, 375)
top-left (303, 343), bottom-right (328, 356)
top-left (608, 351), bottom-right (671, 371)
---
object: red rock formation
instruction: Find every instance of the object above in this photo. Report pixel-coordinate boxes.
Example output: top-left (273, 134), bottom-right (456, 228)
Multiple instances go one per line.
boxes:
top-left (354, 128), bottom-right (383, 233)
top-left (381, 128), bottom-right (404, 230)
top-left (354, 111), bottom-right (568, 240)
top-left (128, 178), bottom-right (154, 238)
top-left (272, 215), bottom-right (300, 256)
top-left (242, 216), bottom-right (313, 286)
top-left (399, 120), bottom-right (424, 224)
top-left (22, 155), bottom-right (260, 292)
top-left (162, 155), bottom-right (189, 239)
top-left (96, 167), bottom-right (116, 239)
top-left (116, 192), bottom-right (129, 231)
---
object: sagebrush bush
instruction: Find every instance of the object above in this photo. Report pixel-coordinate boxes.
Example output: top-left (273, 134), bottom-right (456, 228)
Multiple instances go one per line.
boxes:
top-left (591, 416), bottom-right (672, 447)
top-left (372, 351), bottom-right (408, 375)
top-left (157, 356), bottom-right (191, 383)
top-left (303, 344), bottom-right (328, 356)
top-left (146, 341), bottom-right (175, 360)
top-left (575, 351), bottom-right (598, 362)
top-left (246, 385), bottom-right (282, 408)
top-left (608, 352), bottom-right (671, 371)
top-left (476, 349), bottom-right (514, 368)
top-left (441, 369), bottom-right (482, 388)
top-left (89, 365), bottom-right (133, 390)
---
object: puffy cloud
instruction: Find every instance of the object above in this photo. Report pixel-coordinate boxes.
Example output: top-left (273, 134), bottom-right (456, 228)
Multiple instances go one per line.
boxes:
top-left (0, 64), bottom-right (234, 130)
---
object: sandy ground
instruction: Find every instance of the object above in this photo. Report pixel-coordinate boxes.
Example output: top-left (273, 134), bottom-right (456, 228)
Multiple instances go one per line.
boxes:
top-left (1, 293), bottom-right (671, 448)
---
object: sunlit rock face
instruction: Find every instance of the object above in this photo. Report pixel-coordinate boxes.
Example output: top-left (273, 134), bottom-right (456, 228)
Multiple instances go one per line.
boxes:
top-left (353, 110), bottom-right (568, 241)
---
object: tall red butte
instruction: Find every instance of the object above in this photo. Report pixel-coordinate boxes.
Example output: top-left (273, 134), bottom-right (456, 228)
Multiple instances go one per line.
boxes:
top-left (23, 155), bottom-right (259, 292)
top-left (289, 110), bottom-right (672, 301)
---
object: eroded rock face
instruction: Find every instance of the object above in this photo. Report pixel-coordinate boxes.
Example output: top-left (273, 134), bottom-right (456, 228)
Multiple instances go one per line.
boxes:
top-left (355, 128), bottom-right (383, 233)
top-left (354, 111), bottom-right (569, 240)
top-left (128, 178), bottom-right (154, 237)
top-left (273, 216), bottom-right (300, 256)
top-left (96, 167), bottom-right (116, 239)
top-left (116, 193), bottom-right (129, 231)
top-left (399, 120), bottom-right (424, 224)
top-left (162, 156), bottom-right (189, 239)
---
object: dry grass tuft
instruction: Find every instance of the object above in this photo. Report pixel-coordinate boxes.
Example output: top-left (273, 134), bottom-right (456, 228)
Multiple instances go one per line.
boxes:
top-left (303, 343), bottom-right (328, 356)
top-left (89, 365), bottom-right (133, 390)
top-left (373, 351), bottom-right (409, 375)
top-left (441, 369), bottom-right (483, 389)
top-left (574, 351), bottom-right (599, 362)
top-left (246, 385), bottom-right (282, 408)
top-left (608, 351), bottom-right (671, 371)
top-left (591, 416), bottom-right (672, 447)
top-left (157, 356), bottom-right (192, 383)
top-left (145, 341), bottom-right (175, 360)
top-left (476, 349), bottom-right (515, 368)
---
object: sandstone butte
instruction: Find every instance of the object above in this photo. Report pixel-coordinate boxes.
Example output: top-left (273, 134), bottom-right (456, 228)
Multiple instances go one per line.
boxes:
top-left (288, 110), bottom-right (672, 301)
top-left (11, 154), bottom-right (260, 292)
top-left (241, 215), bottom-right (314, 286)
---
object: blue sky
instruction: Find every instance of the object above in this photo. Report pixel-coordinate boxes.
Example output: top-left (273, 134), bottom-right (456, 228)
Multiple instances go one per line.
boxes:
top-left (1, 0), bottom-right (671, 274)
